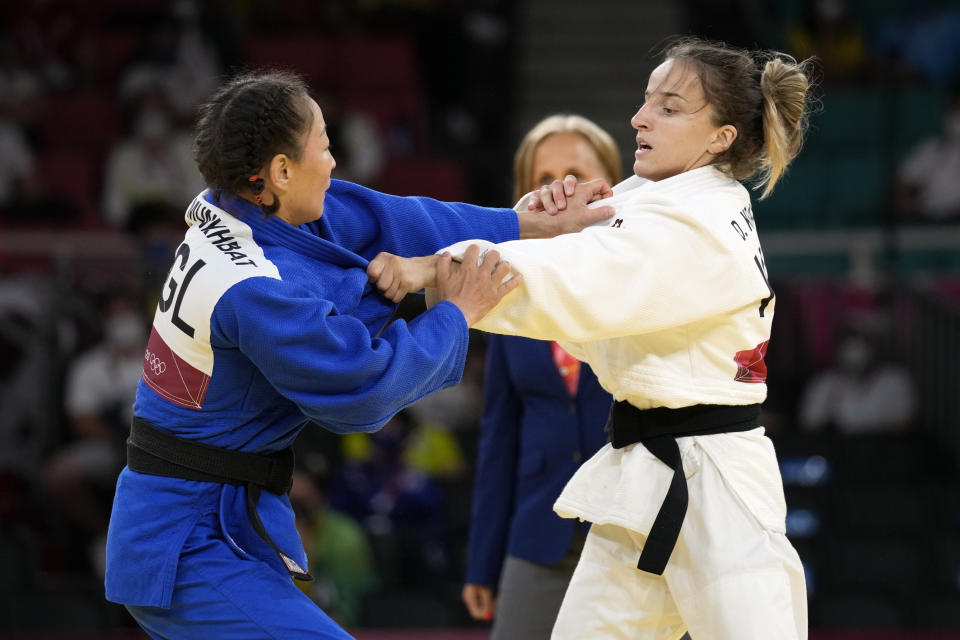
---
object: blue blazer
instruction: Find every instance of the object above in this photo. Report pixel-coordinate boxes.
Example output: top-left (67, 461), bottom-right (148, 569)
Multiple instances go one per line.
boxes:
top-left (465, 334), bottom-right (612, 588)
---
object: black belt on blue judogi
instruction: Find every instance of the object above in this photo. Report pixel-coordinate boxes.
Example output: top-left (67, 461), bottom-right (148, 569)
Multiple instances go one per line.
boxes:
top-left (126, 416), bottom-right (311, 581)
top-left (605, 402), bottom-right (761, 576)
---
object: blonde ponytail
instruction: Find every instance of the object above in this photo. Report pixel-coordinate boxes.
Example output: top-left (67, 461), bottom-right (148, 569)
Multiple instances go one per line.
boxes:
top-left (756, 55), bottom-right (813, 198)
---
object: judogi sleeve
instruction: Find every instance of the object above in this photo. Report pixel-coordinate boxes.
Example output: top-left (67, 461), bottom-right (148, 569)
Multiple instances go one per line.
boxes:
top-left (464, 335), bottom-right (521, 588)
top-left (320, 180), bottom-right (520, 259)
top-left (442, 201), bottom-right (765, 342)
top-left (212, 276), bottom-right (470, 433)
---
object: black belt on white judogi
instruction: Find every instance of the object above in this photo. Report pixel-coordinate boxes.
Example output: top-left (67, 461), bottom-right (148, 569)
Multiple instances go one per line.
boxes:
top-left (605, 402), bottom-right (761, 575)
top-left (126, 416), bottom-right (311, 581)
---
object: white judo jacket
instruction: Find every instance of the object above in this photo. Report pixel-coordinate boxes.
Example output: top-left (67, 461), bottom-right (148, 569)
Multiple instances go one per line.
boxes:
top-left (441, 165), bottom-right (786, 537)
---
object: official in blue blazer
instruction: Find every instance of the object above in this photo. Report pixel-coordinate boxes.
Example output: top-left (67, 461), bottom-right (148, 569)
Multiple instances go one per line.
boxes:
top-left (464, 334), bottom-right (611, 638)
top-left (460, 114), bottom-right (621, 639)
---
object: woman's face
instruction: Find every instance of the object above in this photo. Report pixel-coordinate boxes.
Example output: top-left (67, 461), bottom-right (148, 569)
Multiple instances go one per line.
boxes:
top-left (630, 59), bottom-right (733, 182)
top-left (530, 132), bottom-right (610, 191)
top-left (277, 98), bottom-right (336, 225)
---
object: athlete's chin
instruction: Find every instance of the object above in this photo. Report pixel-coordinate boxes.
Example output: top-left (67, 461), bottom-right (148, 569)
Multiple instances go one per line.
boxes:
top-left (633, 160), bottom-right (655, 181)
top-left (315, 190), bottom-right (327, 217)
top-left (634, 160), bottom-right (674, 183)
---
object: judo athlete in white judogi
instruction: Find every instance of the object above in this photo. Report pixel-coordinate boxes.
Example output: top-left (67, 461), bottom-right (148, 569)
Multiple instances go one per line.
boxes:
top-left (444, 165), bottom-right (805, 640)
top-left (372, 38), bottom-right (816, 640)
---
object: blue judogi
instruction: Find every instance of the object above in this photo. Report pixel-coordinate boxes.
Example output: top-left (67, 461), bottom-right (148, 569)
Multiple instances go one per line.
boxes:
top-left (105, 180), bottom-right (518, 638)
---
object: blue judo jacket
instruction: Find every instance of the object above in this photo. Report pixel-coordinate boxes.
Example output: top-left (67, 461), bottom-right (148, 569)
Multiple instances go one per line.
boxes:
top-left (105, 180), bottom-right (518, 608)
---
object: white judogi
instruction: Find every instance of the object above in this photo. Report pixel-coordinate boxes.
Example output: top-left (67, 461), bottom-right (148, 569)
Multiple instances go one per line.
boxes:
top-left (442, 166), bottom-right (807, 640)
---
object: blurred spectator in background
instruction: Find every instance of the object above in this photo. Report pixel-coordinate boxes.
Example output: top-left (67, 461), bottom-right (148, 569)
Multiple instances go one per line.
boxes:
top-left (329, 412), bottom-right (452, 590)
top-left (787, 0), bottom-right (869, 84)
top-left (118, 0), bottom-right (222, 124)
top-left (42, 291), bottom-right (146, 578)
top-left (0, 26), bottom-right (41, 214)
top-left (798, 312), bottom-right (916, 434)
top-left (290, 466), bottom-right (379, 628)
top-left (412, 1), bottom-right (515, 203)
top-left (0, 276), bottom-right (59, 473)
top-left (461, 114), bottom-right (619, 639)
top-left (0, 22), bottom-right (47, 129)
top-left (400, 418), bottom-right (468, 480)
top-left (317, 89), bottom-right (386, 186)
top-left (0, 119), bottom-right (34, 212)
top-left (102, 89), bottom-right (204, 233)
top-left (7, 0), bottom-right (95, 91)
top-left (872, 0), bottom-right (960, 87)
top-left (406, 336), bottom-right (485, 439)
top-left (895, 89), bottom-right (960, 222)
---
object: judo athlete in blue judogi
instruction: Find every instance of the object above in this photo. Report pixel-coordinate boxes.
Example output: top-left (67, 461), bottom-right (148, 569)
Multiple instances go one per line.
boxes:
top-left (104, 71), bottom-right (612, 640)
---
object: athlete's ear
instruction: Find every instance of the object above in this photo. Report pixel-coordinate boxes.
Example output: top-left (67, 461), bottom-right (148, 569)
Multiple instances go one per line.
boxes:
top-left (267, 153), bottom-right (290, 194)
top-left (709, 124), bottom-right (737, 155)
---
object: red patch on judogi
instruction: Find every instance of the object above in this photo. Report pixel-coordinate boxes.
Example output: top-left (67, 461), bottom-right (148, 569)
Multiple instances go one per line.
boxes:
top-left (734, 340), bottom-right (769, 383)
top-left (141, 328), bottom-right (210, 409)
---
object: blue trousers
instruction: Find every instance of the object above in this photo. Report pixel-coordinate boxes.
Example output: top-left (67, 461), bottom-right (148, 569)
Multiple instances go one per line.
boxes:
top-left (127, 513), bottom-right (353, 639)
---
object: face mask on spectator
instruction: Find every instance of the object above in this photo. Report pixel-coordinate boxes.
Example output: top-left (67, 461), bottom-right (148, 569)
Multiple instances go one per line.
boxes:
top-left (136, 109), bottom-right (172, 143)
top-left (106, 312), bottom-right (145, 350)
top-left (837, 336), bottom-right (873, 374)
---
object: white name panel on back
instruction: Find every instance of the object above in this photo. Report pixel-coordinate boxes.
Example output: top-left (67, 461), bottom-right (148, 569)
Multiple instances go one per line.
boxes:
top-left (142, 192), bottom-right (281, 409)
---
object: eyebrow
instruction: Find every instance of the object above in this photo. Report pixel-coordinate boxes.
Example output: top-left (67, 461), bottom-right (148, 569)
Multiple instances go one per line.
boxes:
top-left (644, 90), bottom-right (688, 101)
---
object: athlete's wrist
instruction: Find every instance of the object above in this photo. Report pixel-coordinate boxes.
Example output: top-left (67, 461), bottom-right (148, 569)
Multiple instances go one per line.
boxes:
top-left (516, 209), bottom-right (559, 239)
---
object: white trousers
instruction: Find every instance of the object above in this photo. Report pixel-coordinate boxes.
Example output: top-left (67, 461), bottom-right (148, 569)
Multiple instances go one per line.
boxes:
top-left (551, 435), bottom-right (807, 640)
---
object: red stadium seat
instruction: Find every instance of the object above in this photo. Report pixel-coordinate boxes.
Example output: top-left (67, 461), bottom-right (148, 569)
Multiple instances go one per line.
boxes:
top-left (81, 0), bottom-right (167, 14)
top-left (240, 35), bottom-right (428, 154)
top-left (92, 30), bottom-right (140, 83)
top-left (241, 35), bottom-right (341, 90)
top-left (33, 149), bottom-right (99, 226)
top-left (376, 157), bottom-right (465, 202)
top-left (39, 90), bottom-right (122, 155)
top-left (337, 35), bottom-right (420, 92)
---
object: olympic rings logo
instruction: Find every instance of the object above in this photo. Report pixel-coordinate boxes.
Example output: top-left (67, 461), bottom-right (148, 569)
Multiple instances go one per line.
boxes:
top-left (144, 348), bottom-right (167, 375)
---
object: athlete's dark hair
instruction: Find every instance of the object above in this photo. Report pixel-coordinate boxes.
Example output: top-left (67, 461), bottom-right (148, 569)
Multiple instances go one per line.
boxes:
top-left (193, 70), bottom-right (312, 215)
top-left (663, 37), bottom-right (814, 199)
